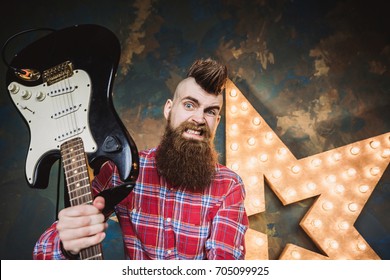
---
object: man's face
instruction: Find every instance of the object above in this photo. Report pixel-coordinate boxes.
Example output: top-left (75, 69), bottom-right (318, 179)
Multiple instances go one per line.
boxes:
top-left (164, 77), bottom-right (223, 141)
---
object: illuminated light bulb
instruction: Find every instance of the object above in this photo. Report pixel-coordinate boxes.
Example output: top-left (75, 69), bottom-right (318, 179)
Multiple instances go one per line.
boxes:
top-left (251, 198), bottom-right (261, 207)
top-left (312, 219), bottom-right (322, 228)
top-left (357, 242), bottom-right (367, 251)
top-left (334, 184), bottom-right (345, 194)
top-left (241, 101), bottom-right (249, 111)
top-left (347, 168), bottom-right (357, 177)
top-left (252, 117), bottom-right (261, 126)
top-left (326, 174), bottom-right (336, 183)
top-left (311, 158), bottom-right (322, 167)
top-left (231, 163), bottom-right (239, 171)
top-left (291, 250), bottom-right (301, 259)
top-left (291, 165), bottom-right (301, 174)
top-left (250, 176), bottom-right (258, 185)
top-left (249, 156), bottom-right (257, 165)
top-left (348, 202), bottom-right (358, 212)
top-left (230, 123), bottom-right (238, 131)
top-left (329, 240), bottom-right (339, 249)
top-left (230, 89), bottom-right (237, 97)
top-left (370, 166), bottom-right (380, 176)
top-left (322, 201), bottom-right (334, 211)
top-left (278, 148), bottom-right (287, 156)
top-left (255, 237), bottom-right (265, 246)
top-left (381, 148), bottom-right (390, 158)
top-left (369, 140), bottom-right (380, 149)
top-left (247, 137), bottom-right (256, 146)
top-left (286, 188), bottom-right (297, 197)
top-left (307, 182), bottom-right (317, 191)
top-left (230, 143), bottom-right (239, 151)
top-left (259, 154), bottom-right (268, 162)
top-left (272, 170), bottom-right (282, 179)
top-left (358, 185), bottom-right (369, 193)
top-left (265, 132), bottom-right (273, 141)
top-left (230, 105), bottom-right (238, 114)
top-left (331, 152), bottom-right (342, 162)
top-left (350, 146), bottom-right (360, 155)
top-left (338, 221), bottom-right (349, 230)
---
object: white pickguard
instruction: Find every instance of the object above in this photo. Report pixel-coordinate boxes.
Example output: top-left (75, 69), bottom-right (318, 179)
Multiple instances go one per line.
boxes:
top-left (8, 70), bottom-right (97, 185)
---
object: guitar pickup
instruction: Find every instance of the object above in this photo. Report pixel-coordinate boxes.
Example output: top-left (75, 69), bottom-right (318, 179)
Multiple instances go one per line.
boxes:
top-left (55, 126), bottom-right (85, 142)
top-left (47, 84), bottom-right (76, 97)
top-left (51, 104), bottom-right (81, 119)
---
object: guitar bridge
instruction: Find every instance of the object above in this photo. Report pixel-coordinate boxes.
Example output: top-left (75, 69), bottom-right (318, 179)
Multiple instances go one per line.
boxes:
top-left (43, 61), bottom-right (74, 86)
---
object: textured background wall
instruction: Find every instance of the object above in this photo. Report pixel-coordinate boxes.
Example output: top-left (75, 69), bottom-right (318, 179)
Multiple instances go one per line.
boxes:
top-left (0, 0), bottom-right (389, 259)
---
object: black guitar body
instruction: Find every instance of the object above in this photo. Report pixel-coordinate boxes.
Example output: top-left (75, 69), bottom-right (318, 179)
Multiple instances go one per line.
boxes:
top-left (5, 24), bottom-right (139, 191)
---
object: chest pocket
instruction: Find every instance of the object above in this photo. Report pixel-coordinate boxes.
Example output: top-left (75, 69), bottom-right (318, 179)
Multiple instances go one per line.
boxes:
top-left (175, 202), bottom-right (218, 258)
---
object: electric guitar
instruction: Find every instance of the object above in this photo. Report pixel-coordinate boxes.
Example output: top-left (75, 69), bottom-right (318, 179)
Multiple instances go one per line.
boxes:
top-left (5, 24), bottom-right (139, 259)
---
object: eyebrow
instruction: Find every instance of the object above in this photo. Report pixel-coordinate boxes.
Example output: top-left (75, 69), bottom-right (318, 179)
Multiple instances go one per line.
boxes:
top-left (182, 96), bottom-right (221, 112)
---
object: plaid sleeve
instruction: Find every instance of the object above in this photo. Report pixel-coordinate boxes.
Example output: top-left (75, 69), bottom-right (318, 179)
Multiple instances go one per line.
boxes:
top-left (33, 221), bottom-right (66, 260)
top-left (206, 178), bottom-right (249, 260)
top-left (33, 162), bottom-right (118, 260)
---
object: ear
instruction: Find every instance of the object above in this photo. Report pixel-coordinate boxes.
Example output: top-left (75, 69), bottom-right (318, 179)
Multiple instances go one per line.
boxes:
top-left (163, 99), bottom-right (173, 120)
top-left (216, 114), bottom-right (222, 127)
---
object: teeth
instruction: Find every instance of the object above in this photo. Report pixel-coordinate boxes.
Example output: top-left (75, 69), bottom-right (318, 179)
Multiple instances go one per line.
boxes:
top-left (187, 129), bottom-right (201, 135)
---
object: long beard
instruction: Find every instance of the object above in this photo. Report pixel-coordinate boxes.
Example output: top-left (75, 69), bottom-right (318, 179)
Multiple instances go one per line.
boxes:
top-left (155, 120), bottom-right (218, 192)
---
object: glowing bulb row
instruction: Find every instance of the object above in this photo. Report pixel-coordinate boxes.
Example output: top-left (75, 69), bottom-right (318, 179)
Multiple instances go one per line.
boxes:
top-left (311, 218), bottom-right (350, 230)
top-left (229, 102), bottom-right (251, 113)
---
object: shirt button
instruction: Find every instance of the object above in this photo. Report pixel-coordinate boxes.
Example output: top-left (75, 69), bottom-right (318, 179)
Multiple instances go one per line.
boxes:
top-left (132, 208), bottom-right (137, 214)
top-left (166, 218), bottom-right (171, 223)
top-left (239, 245), bottom-right (244, 251)
top-left (167, 250), bottom-right (172, 255)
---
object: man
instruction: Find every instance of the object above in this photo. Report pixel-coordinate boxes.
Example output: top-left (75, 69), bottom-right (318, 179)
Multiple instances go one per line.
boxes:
top-left (33, 58), bottom-right (249, 260)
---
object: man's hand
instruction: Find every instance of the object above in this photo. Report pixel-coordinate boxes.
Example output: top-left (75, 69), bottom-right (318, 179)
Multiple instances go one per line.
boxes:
top-left (56, 196), bottom-right (108, 255)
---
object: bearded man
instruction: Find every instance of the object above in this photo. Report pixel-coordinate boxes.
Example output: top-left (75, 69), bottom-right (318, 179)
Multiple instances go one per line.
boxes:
top-left (33, 58), bottom-right (249, 260)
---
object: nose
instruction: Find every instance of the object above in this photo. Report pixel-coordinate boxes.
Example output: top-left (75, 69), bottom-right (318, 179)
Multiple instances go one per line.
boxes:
top-left (189, 109), bottom-right (206, 125)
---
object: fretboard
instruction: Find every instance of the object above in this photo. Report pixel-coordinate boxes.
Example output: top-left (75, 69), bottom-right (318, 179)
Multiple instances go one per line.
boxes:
top-left (60, 137), bottom-right (103, 260)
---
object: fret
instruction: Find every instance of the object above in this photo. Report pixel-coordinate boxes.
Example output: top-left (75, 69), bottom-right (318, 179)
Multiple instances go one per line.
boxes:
top-left (80, 245), bottom-right (103, 260)
top-left (65, 174), bottom-right (89, 184)
top-left (67, 181), bottom-right (90, 194)
top-left (60, 137), bottom-right (104, 260)
top-left (63, 155), bottom-right (85, 163)
top-left (69, 193), bottom-right (93, 205)
top-left (62, 160), bottom-right (87, 171)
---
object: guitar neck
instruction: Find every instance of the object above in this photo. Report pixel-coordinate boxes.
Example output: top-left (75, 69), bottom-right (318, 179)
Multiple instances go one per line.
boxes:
top-left (60, 137), bottom-right (103, 260)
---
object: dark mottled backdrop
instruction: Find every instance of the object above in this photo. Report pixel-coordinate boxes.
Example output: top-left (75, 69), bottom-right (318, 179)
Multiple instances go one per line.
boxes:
top-left (0, 0), bottom-right (389, 259)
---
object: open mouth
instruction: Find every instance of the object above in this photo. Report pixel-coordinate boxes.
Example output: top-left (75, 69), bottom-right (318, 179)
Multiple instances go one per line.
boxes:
top-left (186, 128), bottom-right (203, 136)
top-left (183, 127), bottom-right (206, 140)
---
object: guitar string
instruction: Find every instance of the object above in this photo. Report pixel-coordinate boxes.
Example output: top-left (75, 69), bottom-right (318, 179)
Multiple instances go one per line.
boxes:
top-left (66, 139), bottom-right (102, 259)
top-left (57, 75), bottom-right (78, 206)
top-left (65, 76), bottom-right (82, 206)
top-left (58, 73), bottom-right (102, 259)
top-left (65, 75), bottom-right (91, 206)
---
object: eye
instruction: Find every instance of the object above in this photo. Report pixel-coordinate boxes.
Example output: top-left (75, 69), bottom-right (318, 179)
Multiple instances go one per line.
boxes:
top-left (184, 102), bottom-right (194, 110)
top-left (206, 109), bottom-right (217, 116)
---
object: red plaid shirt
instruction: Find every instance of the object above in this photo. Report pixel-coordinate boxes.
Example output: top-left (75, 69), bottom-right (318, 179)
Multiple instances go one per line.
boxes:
top-left (33, 148), bottom-right (248, 260)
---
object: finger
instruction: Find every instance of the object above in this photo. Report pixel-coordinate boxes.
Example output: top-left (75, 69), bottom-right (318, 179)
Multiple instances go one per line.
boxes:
top-left (62, 231), bottom-right (106, 254)
top-left (59, 222), bottom-right (108, 242)
top-left (93, 196), bottom-right (105, 211)
top-left (57, 212), bottom-right (106, 231)
top-left (58, 204), bottom-right (101, 219)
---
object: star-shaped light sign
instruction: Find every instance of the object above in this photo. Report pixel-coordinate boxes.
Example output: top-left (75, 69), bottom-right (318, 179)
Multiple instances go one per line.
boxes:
top-left (225, 79), bottom-right (390, 260)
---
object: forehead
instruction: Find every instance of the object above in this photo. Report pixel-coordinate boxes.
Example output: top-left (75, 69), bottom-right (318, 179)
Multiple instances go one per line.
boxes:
top-left (174, 77), bottom-right (223, 106)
